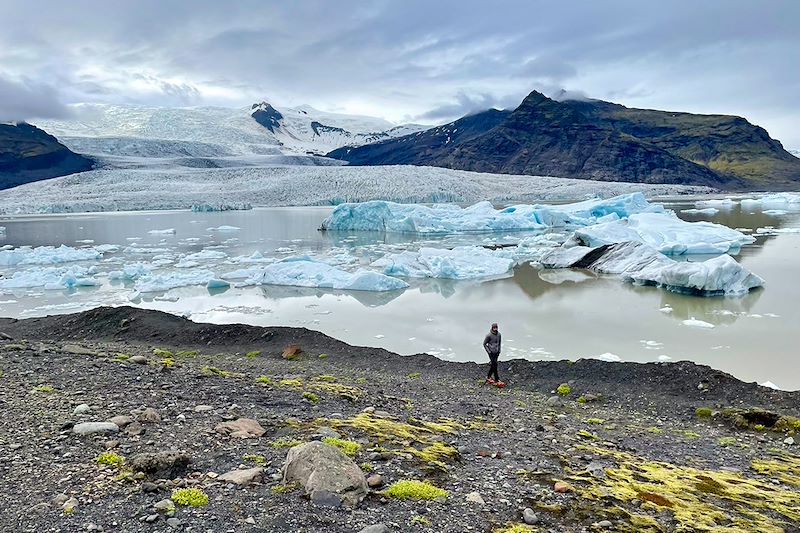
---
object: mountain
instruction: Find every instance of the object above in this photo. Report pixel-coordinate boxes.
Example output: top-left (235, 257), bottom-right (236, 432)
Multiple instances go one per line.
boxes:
top-left (328, 91), bottom-right (800, 190)
top-left (249, 102), bottom-right (426, 155)
top-left (0, 122), bottom-right (94, 190)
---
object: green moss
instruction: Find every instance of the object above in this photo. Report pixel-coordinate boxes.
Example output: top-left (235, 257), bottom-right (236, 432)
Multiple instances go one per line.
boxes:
top-left (492, 524), bottom-right (537, 533)
top-left (587, 418), bottom-right (605, 425)
top-left (318, 353), bottom-right (329, 359)
top-left (556, 383), bottom-right (571, 396)
top-left (269, 437), bottom-right (303, 448)
top-left (271, 481), bottom-right (300, 494)
top-left (577, 429), bottom-right (598, 440)
top-left (153, 348), bottom-right (173, 357)
top-left (303, 391), bottom-right (319, 403)
top-left (95, 451), bottom-right (124, 467)
top-left (113, 353), bottom-right (130, 361)
top-left (682, 431), bottom-right (701, 439)
top-left (161, 357), bottom-right (176, 368)
top-left (647, 427), bottom-right (663, 434)
top-left (695, 407), bottom-right (713, 418)
top-left (310, 380), bottom-right (362, 401)
top-left (171, 488), bottom-right (208, 507)
top-left (402, 441), bottom-right (460, 470)
top-left (773, 416), bottom-right (800, 435)
top-left (408, 372), bottom-right (421, 379)
top-left (355, 377), bottom-right (367, 384)
top-left (317, 375), bottom-right (337, 382)
top-left (256, 375), bottom-right (274, 386)
top-left (360, 462), bottom-right (373, 472)
top-left (384, 480), bottom-right (447, 500)
top-left (176, 350), bottom-right (198, 358)
top-left (245, 350), bottom-right (261, 358)
top-left (201, 365), bottom-right (242, 378)
top-left (279, 378), bottom-right (302, 387)
top-left (322, 437), bottom-right (360, 456)
top-left (718, 436), bottom-right (748, 448)
top-left (753, 424), bottom-right (766, 431)
top-left (411, 516), bottom-right (431, 526)
top-left (31, 384), bottom-right (54, 393)
top-left (242, 454), bottom-right (266, 465)
top-left (576, 396), bottom-right (588, 404)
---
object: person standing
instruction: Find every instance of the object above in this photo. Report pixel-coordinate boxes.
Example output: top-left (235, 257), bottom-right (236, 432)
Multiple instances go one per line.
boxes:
top-left (483, 323), bottom-right (505, 387)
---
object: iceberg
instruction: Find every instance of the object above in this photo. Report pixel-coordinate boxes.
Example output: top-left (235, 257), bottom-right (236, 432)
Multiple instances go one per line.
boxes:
top-left (241, 257), bottom-right (408, 292)
top-left (135, 269), bottom-right (217, 293)
top-left (0, 245), bottom-right (102, 267)
top-left (108, 263), bottom-right (151, 281)
top-left (206, 225), bottom-right (241, 231)
top-left (320, 193), bottom-right (664, 234)
top-left (0, 265), bottom-right (96, 289)
top-left (206, 278), bottom-right (231, 289)
top-left (571, 212), bottom-right (754, 255)
top-left (681, 208), bottom-right (719, 216)
top-left (741, 193), bottom-right (800, 210)
top-left (148, 228), bottom-right (176, 235)
top-left (371, 246), bottom-right (515, 280)
top-left (539, 241), bottom-right (763, 296)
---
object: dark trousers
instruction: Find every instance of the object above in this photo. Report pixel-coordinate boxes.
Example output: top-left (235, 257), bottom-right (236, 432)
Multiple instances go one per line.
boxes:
top-left (487, 352), bottom-right (500, 381)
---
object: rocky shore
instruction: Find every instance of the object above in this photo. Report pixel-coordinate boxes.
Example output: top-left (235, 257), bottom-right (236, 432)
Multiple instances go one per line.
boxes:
top-left (0, 306), bottom-right (798, 532)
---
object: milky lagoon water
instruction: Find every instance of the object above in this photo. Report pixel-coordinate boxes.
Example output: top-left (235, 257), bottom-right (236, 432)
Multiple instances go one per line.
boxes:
top-left (1, 198), bottom-right (798, 390)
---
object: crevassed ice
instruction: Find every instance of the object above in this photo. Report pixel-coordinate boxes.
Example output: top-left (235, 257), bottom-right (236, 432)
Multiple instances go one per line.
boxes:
top-left (371, 246), bottom-right (515, 280)
top-left (0, 245), bottom-right (103, 267)
top-left (573, 212), bottom-right (754, 255)
top-left (320, 192), bottom-right (664, 234)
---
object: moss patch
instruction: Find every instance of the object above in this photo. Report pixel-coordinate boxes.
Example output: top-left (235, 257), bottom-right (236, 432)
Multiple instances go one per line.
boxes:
top-left (492, 524), bottom-right (537, 533)
top-left (245, 350), bottom-right (261, 358)
top-left (95, 452), bottom-right (124, 467)
top-left (322, 437), bottom-right (360, 456)
top-left (171, 488), bottom-right (208, 507)
top-left (152, 348), bottom-right (173, 357)
top-left (556, 383), bottom-right (571, 396)
top-left (384, 479), bottom-right (447, 500)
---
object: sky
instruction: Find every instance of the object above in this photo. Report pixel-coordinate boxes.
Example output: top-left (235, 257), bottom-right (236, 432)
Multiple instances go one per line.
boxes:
top-left (1, 0), bottom-right (798, 147)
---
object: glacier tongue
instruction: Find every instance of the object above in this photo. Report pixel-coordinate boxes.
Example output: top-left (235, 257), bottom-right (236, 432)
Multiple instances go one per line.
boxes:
top-left (321, 193), bottom-right (663, 234)
top-left (539, 241), bottom-right (763, 296)
top-left (572, 212), bottom-right (754, 255)
top-left (371, 246), bottom-right (515, 279)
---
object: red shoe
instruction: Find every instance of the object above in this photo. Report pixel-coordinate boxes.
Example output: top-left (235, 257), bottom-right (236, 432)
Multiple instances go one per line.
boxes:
top-left (485, 378), bottom-right (496, 385)
top-left (495, 381), bottom-right (506, 388)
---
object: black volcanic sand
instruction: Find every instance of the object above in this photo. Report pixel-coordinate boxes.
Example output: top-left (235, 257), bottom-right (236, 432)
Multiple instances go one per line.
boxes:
top-left (0, 306), bottom-right (798, 533)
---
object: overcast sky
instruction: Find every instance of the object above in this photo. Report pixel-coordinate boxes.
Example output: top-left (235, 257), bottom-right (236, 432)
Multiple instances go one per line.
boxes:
top-left (1, 0), bottom-right (798, 147)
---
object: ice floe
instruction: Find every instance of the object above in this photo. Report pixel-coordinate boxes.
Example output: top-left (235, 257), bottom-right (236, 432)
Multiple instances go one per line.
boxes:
top-left (321, 193), bottom-right (664, 234)
top-left (0, 265), bottom-right (97, 289)
top-left (0, 245), bottom-right (103, 267)
top-left (682, 318), bottom-right (715, 329)
top-left (371, 246), bottom-right (514, 280)
top-left (147, 228), bottom-right (176, 235)
top-left (571, 213), bottom-right (754, 255)
top-left (741, 193), bottom-right (800, 210)
top-left (206, 225), bottom-right (241, 232)
top-left (135, 269), bottom-right (217, 293)
top-left (539, 241), bottom-right (763, 296)
top-left (681, 208), bottom-right (719, 216)
top-left (108, 263), bottom-right (151, 281)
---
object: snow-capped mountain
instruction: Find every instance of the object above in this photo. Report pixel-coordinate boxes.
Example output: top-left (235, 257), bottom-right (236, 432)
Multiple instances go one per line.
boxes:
top-left (249, 102), bottom-right (426, 154)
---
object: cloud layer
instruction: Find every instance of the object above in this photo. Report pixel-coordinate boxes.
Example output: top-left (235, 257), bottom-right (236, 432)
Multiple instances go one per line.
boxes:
top-left (0, 0), bottom-right (798, 146)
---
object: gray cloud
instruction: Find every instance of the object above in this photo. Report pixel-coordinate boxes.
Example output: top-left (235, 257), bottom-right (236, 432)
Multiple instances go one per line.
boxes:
top-left (0, 75), bottom-right (72, 121)
top-left (0, 0), bottom-right (798, 146)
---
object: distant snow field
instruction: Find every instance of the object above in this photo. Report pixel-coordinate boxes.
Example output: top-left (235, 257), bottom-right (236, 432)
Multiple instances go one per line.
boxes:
top-left (0, 165), bottom-right (712, 215)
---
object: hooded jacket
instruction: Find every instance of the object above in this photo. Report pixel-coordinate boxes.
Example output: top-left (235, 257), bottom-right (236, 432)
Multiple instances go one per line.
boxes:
top-left (483, 330), bottom-right (501, 355)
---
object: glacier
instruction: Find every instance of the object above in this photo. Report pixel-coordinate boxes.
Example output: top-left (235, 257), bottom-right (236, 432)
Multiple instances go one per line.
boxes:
top-left (371, 246), bottom-right (515, 279)
top-left (571, 212), bottom-right (754, 255)
top-left (539, 241), bottom-right (763, 296)
top-left (320, 193), bottom-right (664, 234)
top-left (0, 245), bottom-right (103, 267)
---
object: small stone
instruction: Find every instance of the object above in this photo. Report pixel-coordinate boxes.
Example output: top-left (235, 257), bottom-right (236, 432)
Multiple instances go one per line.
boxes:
top-left (366, 474), bottom-right (383, 488)
top-left (125, 422), bottom-right (144, 436)
top-left (358, 526), bottom-right (388, 533)
top-left (63, 344), bottom-right (98, 356)
top-left (136, 408), bottom-right (162, 424)
top-left (62, 497), bottom-right (79, 513)
top-left (315, 426), bottom-right (341, 439)
top-left (103, 440), bottom-right (120, 450)
top-left (9, 443), bottom-right (22, 450)
top-left (166, 518), bottom-right (181, 529)
top-left (194, 405), bottom-right (213, 412)
top-left (523, 508), bottom-right (539, 525)
top-left (362, 407), bottom-right (376, 414)
top-left (244, 517), bottom-right (256, 525)
top-left (73, 404), bottom-right (92, 416)
top-left (586, 461), bottom-right (607, 478)
top-left (546, 396), bottom-right (563, 407)
top-left (108, 415), bottom-right (133, 428)
top-left (141, 482), bottom-right (159, 493)
top-left (73, 422), bottom-right (119, 436)
top-left (52, 493), bottom-right (69, 507)
top-left (466, 491), bottom-right (485, 504)
top-left (145, 514), bottom-right (159, 523)
top-left (282, 344), bottom-right (302, 359)
top-left (785, 437), bottom-right (795, 446)
top-left (129, 355), bottom-right (147, 364)
top-left (596, 520), bottom-right (613, 529)
top-left (554, 481), bottom-right (574, 493)
top-left (153, 499), bottom-right (176, 513)
top-left (218, 467), bottom-right (264, 485)
top-left (310, 489), bottom-right (342, 508)
top-left (129, 451), bottom-right (192, 479)
top-left (215, 418), bottom-right (265, 438)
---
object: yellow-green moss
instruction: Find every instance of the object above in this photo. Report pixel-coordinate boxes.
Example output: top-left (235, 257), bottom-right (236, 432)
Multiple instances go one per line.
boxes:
top-left (695, 407), bottom-right (713, 418)
top-left (384, 480), bottom-right (447, 500)
top-left (318, 353), bottom-right (329, 359)
top-left (556, 383), bottom-right (571, 396)
top-left (31, 384), bottom-right (54, 393)
top-left (322, 437), bottom-right (360, 456)
top-left (317, 374), bottom-right (337, 382)
top-left (411, 515), bottom-right (431, 526)
top-left (171, 488), bottom-right (208, 507)
top-left (577, 429), bottom-right (598, 440)
top-left (303, 391), bottom-right (319, 403)
top-left (402, 441), bottom-right (460, 470)
top-left (309, 380), bottom-right (362, 401)
top-left (271, 481), bottom-right (300, 494)
top-left (95, 451), bottom-right (124, 467)
top-left (113, 353), bottom-right (130, 361)
top-left (243, 454), bottom-right (266, 465)
top-left (408, 372), bottom-right (421, 379)
top-left (161, 357), bottom-right (176, 368)
top-left (646, 427), bottom-right (663, 434)
top-left (587, 418), bottom-right (605, 425)
top-left (269, 437), bottom-right (303, 448)
top-left (256, 375), bottom-right (274, 386)
top-left (360, 462), bottom-right (373, 472)
top-left (492, 524), bottom-right (537, 533)
top-left (718, 436), bottom-right (748, 448)
top-left (201, 365), bottom-right (242, 378)
top-left (153, 348), bottom-right (173, 357)
top-left (279, 378), bottom-right (302, 387)
top-left (245, 350), bottom-right (261, 358)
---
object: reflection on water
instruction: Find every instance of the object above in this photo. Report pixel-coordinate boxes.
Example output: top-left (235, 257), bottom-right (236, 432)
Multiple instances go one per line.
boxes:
top-left (1, 198), bottom-right (799, 389)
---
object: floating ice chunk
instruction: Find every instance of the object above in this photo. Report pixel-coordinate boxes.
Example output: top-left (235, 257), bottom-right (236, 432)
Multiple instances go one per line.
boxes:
top-left (763, 210), bottom-right (788, 216)
top-left (681, 208), bottom-right (719, 216)
top-left (108, 263), bottom-right (151, 281)
top-left (759, 381), bottom-right (782, 390)
top-left (682, 317), bottom-right (715, 328)
top-left (228, 251), bottom-right (276, 264)
top-left (659, 306), bottom-right (673, 313)
top-left (135, 269), bottom-right (217, 292)
top-left (242, 257), bottom-right (407, 292)
top-left (374, 334), bottom-right (385, 339)
top-left (95, 244), bottom-right (120, 253)
top-left (537, 270), bottom-right (594, 285)
top-left (148, 228), bottom-right (176, 235)
top-left (573, 213), bottom-right (754, 255)
top-left (0, 245), bottom-right (102, 267)
top-left (76, 239), bottom-right (95, 244)
top-left (756, 227), bottom-right (800, 234)
top-left (124, 246), bottom-right (170, 254)
top-left (206, 278), bottom-right (230, 289)
top-left (0, 226), bottom-right (5, 233)
top-left (657, 355), bottom-right (673, 362)
top-left (591, 352), bottom-right (622, 362)
top-left (372, 246), bottom-right (514, 279)
top-left (206, 225), bottom-right (241, 231)
top-left (741, 193), bottom-right (800, 210)
top-left (695, 198), bottom-right (735, 208)
top-left (0, 265), bottom-right (96, 289)
top-left (175, 260), bottom-right (200, 268)
top-left (321, 193), bottom-right (664, 234)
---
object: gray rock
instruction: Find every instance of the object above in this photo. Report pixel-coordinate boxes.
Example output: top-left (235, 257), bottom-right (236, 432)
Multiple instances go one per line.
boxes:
top-left (366, 474), bottom-right (383, 488)
top-left (166, 518), bottom-right (181, 529)
top-left (145, 514), bottom-right (159, 523)
top-left (546, 396), bottom-right (563, 407)
top-left (73, 404), bottom-right (92, 416)
top-left (785, 436), bottom-right (795, 445)
top-left (129, 355), bottom-right (147, 365)
top-left (310, 490), bottom-right (342, 508)
top-left (283, 441), bottom-right (368, 507)
top-left (215, 418), bottom-right (265, 438)
top-left (315, 426), bottom-right (342, 439)
top-left (124, 422), bottom-right (144, 436)
top-left (129, 451), bottom-right (192, 479)
top-left (153, 499), bottom-right (175, 514)
top-left (73, 422), bottom-right (119, 436)
top-left (62, 497), bottom-right (78, 513)
top-left (135, 407), bottom-right (161, 424)
top-left (107, 415), bottom-right (133, 428)
top-left (586, 461), bottom-right (607, 478)
top-left (523, 508), bottom-right (539, 525)
top-left (596, 520), bottom-right (613, 529)
top-left (193, 405), bottom-right (213, 412)
top-left (466, 491), bottom-right (485, 504)
top-left (358, 525), bottom-right (388, 533)
top-left (218, 467), bottom-right (264, 485)
top-left (63, 344), bottom-right (98, 356)
top-left (52, 493), bottom-right (69, 507)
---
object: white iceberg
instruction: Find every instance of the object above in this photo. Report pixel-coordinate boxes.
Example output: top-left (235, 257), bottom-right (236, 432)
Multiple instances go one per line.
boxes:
top-left (759, 381), bottom-right (782, 390)
top-left (135, 269), bottom-right (217, 293)
top-left (0, 265), bottom-right (97, 289)
top-left (108, 263), bottom-right (151, 281)
top-left (147, 228), bottom-right (176, 235)
top-left (695, 198), bottom-right (735, 208)
top-left (591, 352), bottom-right (622, 362)
top-left (227, 251), bottom-right (276, 264)
top-left (320, 192), bottom-right (664, 234)
top-left (682, 318), bottom-right (715, 329)
top-left (241, 257), bottom-right (408, 292)
top-left (539, 241), bottom-right (763, 296)
top-left (681, 208), bottom-right (719, 216)
top-left (741, 193), bottom-right (800, 210)
top-left (0, 245), bottom-right (102, 267)
top-left (371, 246), bottom-right (514, 280)
top-left (206, 225), bottom-right (241, 231)
top-left (206, 278), bottom-right (230, 289)
top-left (572, 212), bottom-right (754, 255)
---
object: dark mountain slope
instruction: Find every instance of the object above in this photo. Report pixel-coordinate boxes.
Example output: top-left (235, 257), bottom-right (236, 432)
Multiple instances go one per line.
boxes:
top-left (0, 122), bottom-right (94, 190)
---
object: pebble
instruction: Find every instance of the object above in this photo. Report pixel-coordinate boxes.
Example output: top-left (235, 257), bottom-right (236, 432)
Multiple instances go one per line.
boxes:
top-left (129, 355), bottom-right (147, 364)
top-left (136, 407), bottom-right (162, 424)
top-left (466, 491), bottom-right (485, 504)
top-left (596, 520), bottom-right (613, 528)
top-left (62, 496), bottom-right (79, 513)
top-left (108, 415), bottom-right (133, 428)
top-left (554, 481), bottom-right (574, 493)
top-left (73, 404), bottom-right (92, 415)
top-left (145, 514), bottom-right (159, 523)
top-left (358, 525), bottom-right (388, 533)
top-left (366, 474), bottom-right (384, 488)
top-left (153, 499), bottom-right (175, 513)
top-left (194, 405), bottom-right (213, 412)
top-left (785, 437), bottom-right (795, 445)
top-left (218, 467), bottom-right (264, 485)
top-left (73, 422), bottom-right (119, 436)
top-left (166, 518), bottom-right (181, 529)
top-left (523, 508), bottom-right (539, 525)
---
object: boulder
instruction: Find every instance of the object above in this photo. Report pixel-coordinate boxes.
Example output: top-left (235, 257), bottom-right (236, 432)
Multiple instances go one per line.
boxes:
top-left (282, 441), bottom-right (368, 507)
top-left (218, 467), bottom-right (264, 485)
top-left (73, 422), bottom-right (119, 436)
top-left (129, 451), bottom-right (192, 479)
top-left (215, 418), bottom-right (265, 438)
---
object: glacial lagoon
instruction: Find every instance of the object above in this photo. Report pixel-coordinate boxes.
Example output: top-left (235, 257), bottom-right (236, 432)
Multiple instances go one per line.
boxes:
top-left (1, 197), bottom-right (799, 389)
